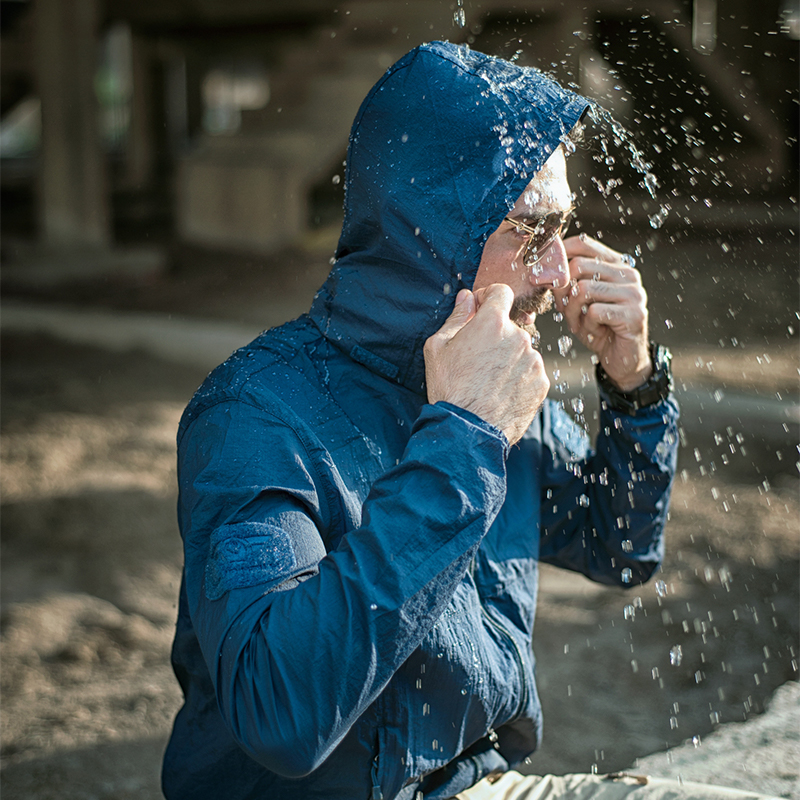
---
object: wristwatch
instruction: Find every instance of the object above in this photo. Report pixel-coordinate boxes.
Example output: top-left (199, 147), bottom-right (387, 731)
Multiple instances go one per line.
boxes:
top-left (596, 342), bottom-right (673, 415)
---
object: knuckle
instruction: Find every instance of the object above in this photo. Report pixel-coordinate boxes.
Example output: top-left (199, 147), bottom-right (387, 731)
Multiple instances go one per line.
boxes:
top-left (424, 334), bottom-right (444, 354)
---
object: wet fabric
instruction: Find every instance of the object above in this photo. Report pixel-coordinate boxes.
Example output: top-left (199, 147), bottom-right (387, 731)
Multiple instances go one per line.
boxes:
top-left (162, 41), bottom-right (680, 800)
top-left (455, 771), bottom-right (781, 800)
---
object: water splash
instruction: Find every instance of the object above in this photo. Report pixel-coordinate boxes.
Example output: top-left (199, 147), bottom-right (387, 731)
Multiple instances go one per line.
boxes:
top-left (585, 102), bottom-right (662, 203)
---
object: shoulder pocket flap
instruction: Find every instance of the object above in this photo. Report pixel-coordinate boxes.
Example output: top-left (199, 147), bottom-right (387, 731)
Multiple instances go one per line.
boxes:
top-left (205, 519), bottom-right (323, 601)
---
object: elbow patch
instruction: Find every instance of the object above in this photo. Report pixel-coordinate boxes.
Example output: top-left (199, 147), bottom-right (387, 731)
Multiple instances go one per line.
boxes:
top-left (205, 517), bottom-right (325, 601)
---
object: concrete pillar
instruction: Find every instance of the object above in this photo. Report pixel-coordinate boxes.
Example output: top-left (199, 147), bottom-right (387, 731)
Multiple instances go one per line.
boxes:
top-left (124, 33), bottom-right (155, 190)
top-left (34, 0), bottom-right (110, 246)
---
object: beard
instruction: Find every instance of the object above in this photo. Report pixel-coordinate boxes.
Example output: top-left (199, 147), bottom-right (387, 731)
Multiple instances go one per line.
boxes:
top-left (510, 288), bottom-right (553, 340)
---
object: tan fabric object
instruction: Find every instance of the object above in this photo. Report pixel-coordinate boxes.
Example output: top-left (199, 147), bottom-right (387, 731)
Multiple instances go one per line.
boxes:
top-left (454, 771), bottom-right (781, 800)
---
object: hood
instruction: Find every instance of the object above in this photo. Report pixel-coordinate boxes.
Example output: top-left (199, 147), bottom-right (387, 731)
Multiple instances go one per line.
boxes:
top-left (309, 41), bottom-right (589, 395)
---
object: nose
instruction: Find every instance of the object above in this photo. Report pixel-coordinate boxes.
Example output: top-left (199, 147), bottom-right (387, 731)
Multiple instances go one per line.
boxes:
top-left (529, 236), bottom-right (569, 289)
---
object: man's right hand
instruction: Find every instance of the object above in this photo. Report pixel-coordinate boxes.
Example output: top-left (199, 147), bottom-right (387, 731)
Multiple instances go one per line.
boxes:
top-left (424, 284), bottom-right (550, 445)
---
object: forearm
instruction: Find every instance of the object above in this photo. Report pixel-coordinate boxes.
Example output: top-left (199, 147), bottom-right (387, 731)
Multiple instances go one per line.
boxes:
top-left (189, 403), bottom-right (507, 776)
top-left (539, 394), bottom-right (679, 585)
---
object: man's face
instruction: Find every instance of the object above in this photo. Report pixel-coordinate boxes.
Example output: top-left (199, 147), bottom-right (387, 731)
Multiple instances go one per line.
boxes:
top-left (473, 147), bottom-right (572, 337)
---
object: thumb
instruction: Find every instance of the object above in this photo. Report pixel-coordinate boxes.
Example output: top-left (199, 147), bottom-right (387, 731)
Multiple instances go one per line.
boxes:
top-left (475, 283), bottom-right (515, 317)
top-left (439, 289), bottom-right (476, 337)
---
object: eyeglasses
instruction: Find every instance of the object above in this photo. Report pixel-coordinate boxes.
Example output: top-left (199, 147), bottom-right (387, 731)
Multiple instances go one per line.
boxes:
top-left (504, 206), bottom-right (575, 266)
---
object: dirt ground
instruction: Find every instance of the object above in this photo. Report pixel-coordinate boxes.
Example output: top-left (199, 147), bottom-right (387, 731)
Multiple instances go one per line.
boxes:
top-left (1, 229), bottom-right (798, 799)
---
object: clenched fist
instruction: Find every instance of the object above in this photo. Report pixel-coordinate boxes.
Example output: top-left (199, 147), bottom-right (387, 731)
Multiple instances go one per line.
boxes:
top-left (424, 284), bottom-right (550, 445)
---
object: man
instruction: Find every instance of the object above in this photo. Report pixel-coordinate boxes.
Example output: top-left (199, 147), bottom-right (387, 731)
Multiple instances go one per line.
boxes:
top-left (162, 42), bottom-right (762, 800)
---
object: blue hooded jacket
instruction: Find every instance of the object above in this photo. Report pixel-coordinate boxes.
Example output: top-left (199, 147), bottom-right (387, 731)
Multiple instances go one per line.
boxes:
top-left (163, 42), bottom-right (679, 800)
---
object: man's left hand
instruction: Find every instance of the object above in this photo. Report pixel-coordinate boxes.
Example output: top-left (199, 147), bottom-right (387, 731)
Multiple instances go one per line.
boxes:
top-left (553, 233), bottom-right (652, 392)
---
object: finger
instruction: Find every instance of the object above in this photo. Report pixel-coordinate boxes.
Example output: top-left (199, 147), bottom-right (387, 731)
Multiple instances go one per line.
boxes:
top-left (563, 279), bottom-right (646, 309)
top-left (582, 301), bottom-right (646, 333)
top-left (563, 286), bottom-right (647, 331)
top-left (437, 289), bottom-right (477, 338)
top-left (563, 232), bottom-right (631, 261)
top-left (567, 256), bottom-right (642, 285)
top-left (474, 283), bottom-right (515, 317)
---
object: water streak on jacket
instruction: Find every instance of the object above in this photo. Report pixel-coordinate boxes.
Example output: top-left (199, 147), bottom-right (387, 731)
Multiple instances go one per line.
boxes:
top-left (163, 42), bottom-right (679, 800)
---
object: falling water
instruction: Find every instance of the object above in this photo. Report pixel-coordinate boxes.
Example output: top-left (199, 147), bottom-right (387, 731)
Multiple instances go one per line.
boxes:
top-left (453, 0), bottom-right (466, 28)
top-left (584, 103), bottom-right (671, 229)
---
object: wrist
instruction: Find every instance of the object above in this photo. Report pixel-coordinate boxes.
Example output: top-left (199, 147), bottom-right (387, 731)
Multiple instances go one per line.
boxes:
top-left (607, 362), bottom-right (654, 393)
top-left (596, 342), bottom-right (673, 415)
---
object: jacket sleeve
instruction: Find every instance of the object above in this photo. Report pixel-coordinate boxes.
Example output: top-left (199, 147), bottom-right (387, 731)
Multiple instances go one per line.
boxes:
top-left (538, 391), bottom-right (679, 586)
top-left (178, 398), bottom-right (507, 778)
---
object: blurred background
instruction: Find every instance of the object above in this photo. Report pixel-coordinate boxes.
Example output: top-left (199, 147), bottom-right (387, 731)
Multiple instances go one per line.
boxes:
top-left (0, 0), bottom-right (797, 260)
top-left (1, 1), bottom-right (798, 799)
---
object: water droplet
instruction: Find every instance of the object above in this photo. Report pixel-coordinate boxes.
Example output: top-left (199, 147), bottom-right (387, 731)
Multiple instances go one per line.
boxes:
top-left (670, 645), bottom-right (683, 666)
top-left (578, 494), bottom-right (590, 507)
top-left (649, 206), bottom-right (670, 229)
top-left (692, 735), bottom-right (701, 748)
top-left (621, 567), bottom-right (632, 584)
top-left (558, 335), bottom-right (573, 356)
top-left (370, 603), bottom-right (378, 611)
top-left (331, 174), bottom-right (341, 185)
top-left (624, 604), bottom-right (636, 620)
top-left (571, 397), bottom-right (585, 414)
top-left (621, 539), bottom-right (633, 552)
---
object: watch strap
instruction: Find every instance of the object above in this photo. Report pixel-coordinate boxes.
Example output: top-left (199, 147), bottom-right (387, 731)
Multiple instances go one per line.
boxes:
top-left (596, 342), bottom-right (673, 415)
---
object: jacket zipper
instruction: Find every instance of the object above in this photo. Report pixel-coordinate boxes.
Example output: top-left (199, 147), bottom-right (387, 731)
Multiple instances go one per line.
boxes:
top-left (481, 605), bottom-right (529, 721)
top-left (470, 557), bottom-right (530, 722)
top-left (371, 754), bottom-right (383, 799)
